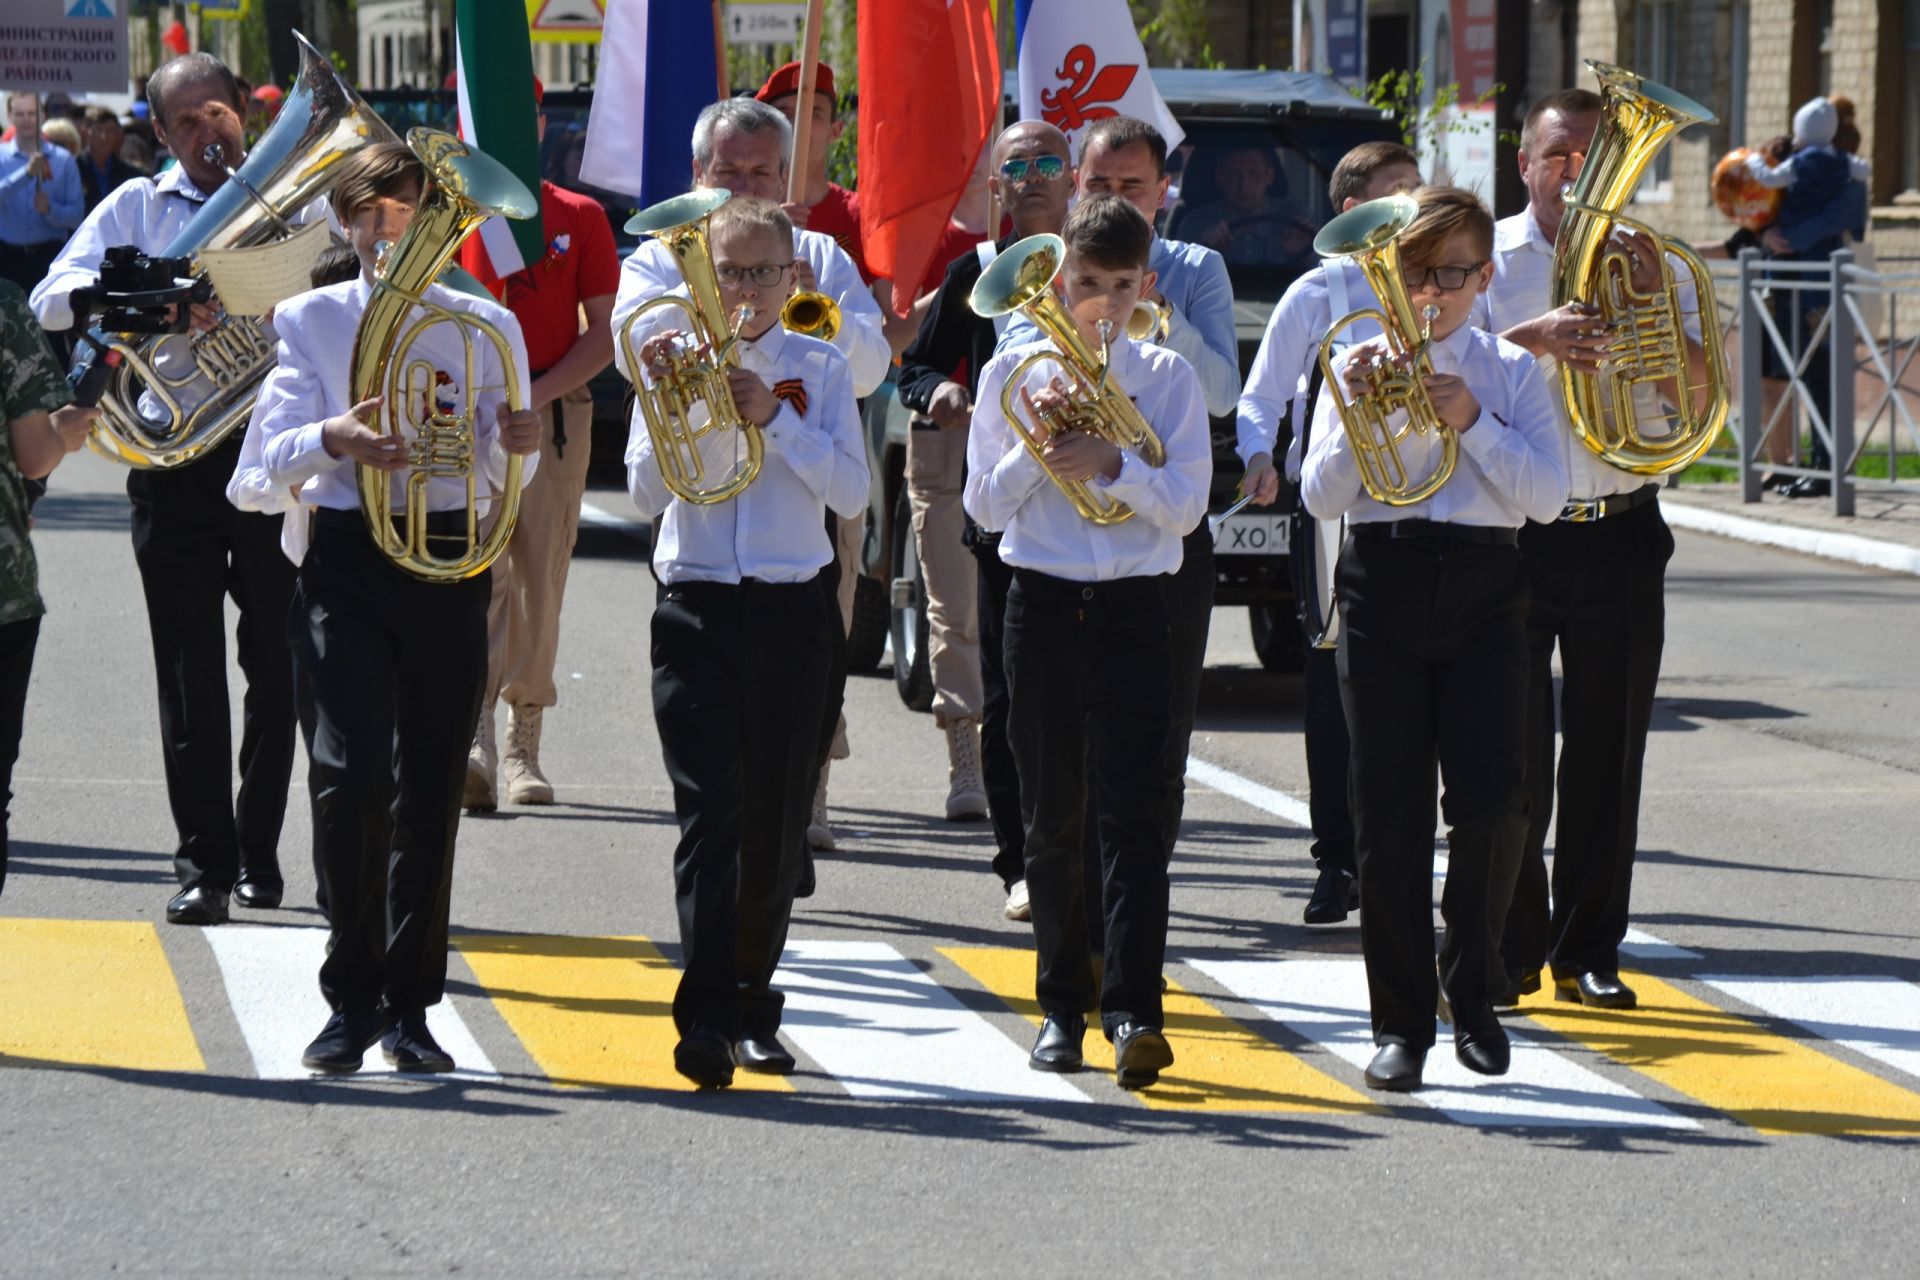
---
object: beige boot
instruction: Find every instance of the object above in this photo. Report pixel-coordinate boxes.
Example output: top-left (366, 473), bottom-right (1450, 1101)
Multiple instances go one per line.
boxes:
top-left (464, 705), bottom-right (497, 812)
top-left (807, 761), bottom-right (837, 851)
top-left (943, 718), bottom-right (988, 822)
top-left (503, 703), bottom-right (554, 805)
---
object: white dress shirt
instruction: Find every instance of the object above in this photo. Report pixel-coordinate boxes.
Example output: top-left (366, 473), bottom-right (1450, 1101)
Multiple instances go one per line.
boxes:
top-left (1236, 259), bottom-right (1381, 481)
top-left (627, 322), bottom-right (869, 584)
top-left (31, 165), bottom-right (333, 424)
top-left (612, 225), bottom-right (889, 398)
top-left (964, 336), bottom-right (1212, 581)
top-left (226, 389), bottom-right (310, 564)
top-left (242, 276), bottom-right (536, 533)
top-left (1302, 321), bottom-right (1568, 528)
top-left (1470, 208), bottom-right (1697, 502)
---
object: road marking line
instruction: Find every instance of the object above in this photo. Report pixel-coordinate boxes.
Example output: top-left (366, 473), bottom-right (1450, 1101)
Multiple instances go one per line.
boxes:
top-left (206, 926), bottom-right (495, 1079)
top-left (1621, 928), bottom-right (1703, 961)
top-left (779, 941), bottom-right (1087, 1103)
top-left (1193, 957), bottom-right (1696, 1129)
top-left (942, 946), bottom-right (1375, 1113)
top-left (0, 918), bottom-right (203, 1073)
top-left (456, 934), bottom-right (787, 1092)
top-left (579, 501), bottom-right (649, 538)
top-left (1517, 973), bottom-right (1920, 1135)
top-left (1184, 756), bottom-right (1312, 827)
top-left (1697, 976), bottom-right (1920, 1086)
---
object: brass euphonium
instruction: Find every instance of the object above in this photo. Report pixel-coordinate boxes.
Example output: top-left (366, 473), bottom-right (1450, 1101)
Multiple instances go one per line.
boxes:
top-left (85, 31), bottom-right (399, 469)
top-left (1551, 60), bottom-right (1730, 474)
top-left (348, 129), bottom-right (538, 582)
top-left (618, 189), bottom-right (762, 505)
top-left (968, 233), bottom-right (1164, 526)
top-left (1311, 193), bottom-right (1456, 506)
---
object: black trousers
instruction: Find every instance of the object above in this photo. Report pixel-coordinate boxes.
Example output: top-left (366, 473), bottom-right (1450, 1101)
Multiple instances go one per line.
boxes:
top-left (0, 616), bottom-right (41, 898)
top-left (653, 577), bottom-right (832, 1041)
top-left (1006, 569), bottom-right (1171, 1034)
top-left (0, 239), bottom-right (60, 294)
top-left (128, 437), bottom-right (298, 893)
top-left (299, 511), bottom-right (488, 1015)
top-left (1288, 506), bottom-right (1355, 875)
top-left (1337, 526), bottom-right (1530, 1048)
top-left (971, 531), bottom-right (1025, 889)
top-left (286, 577), bottom-right (327, 920)
top-left (1503, 499), bottom-right (1672, 980)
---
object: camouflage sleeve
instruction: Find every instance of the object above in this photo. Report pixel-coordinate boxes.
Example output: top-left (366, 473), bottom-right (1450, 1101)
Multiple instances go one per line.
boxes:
top-left (0, 280), bottom-right (67, 424)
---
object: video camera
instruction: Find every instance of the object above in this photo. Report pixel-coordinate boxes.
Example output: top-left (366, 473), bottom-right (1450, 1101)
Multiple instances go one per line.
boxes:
top-left (65, 246), bottom-right (213, 407)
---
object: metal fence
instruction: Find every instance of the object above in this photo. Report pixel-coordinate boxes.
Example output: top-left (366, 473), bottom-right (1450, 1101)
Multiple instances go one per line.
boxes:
top-left (1704, 249), bottom-right (1920, 516)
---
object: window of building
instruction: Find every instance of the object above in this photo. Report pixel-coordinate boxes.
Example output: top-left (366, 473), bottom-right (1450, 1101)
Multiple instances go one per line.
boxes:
top-left (383, 35), bottom-right (394, 91)
top-left (1904, 0), bottom-right (1920, 195)
top-left (1729, 1), bottom-right (1748, 150)
top-left (1816, 0), bottom-right (1835, 91)
top-left (1631, 0), bottom-right (1680, 192)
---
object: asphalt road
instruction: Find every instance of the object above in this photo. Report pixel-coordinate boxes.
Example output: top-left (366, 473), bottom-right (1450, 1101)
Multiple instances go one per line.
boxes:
top-left (4, 452), bottom-right (1918, 1278)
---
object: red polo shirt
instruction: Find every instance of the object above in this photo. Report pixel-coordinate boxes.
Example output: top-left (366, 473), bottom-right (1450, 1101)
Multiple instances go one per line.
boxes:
top-left (805, 183), bottom-right (868, 282)
top-left (500, 181), bottom-right (621, 372)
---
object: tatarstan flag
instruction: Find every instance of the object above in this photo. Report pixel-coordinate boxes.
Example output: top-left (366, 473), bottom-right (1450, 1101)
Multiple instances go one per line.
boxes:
top-left (453, 0), bottom-right (545, 292)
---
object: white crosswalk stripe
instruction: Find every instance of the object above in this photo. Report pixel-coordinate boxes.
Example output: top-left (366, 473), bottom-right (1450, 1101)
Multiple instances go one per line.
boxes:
top-left (1700, 975), bottom-right (1920, 1084)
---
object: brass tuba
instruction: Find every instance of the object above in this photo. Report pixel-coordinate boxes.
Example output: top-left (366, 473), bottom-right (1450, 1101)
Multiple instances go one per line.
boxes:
top-left (968, 233), bottom-right (1164, 526)
top-left (618, 189), bottom-right (762, 505)
top-left (348, 129), bottom-right (538, 582)
top-left (1551, 60), bottom-right (1730, 474)
top-left (1311, 193), bottom-right (1456, 506)
top-left (86, 31), bottom-right (399, 470)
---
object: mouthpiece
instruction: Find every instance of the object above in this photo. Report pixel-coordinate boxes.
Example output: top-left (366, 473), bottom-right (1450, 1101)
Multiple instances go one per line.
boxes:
top-left (201, 142), bottom-right (228, 167)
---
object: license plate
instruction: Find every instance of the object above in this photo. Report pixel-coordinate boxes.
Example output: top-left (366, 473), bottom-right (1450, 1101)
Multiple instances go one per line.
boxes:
top-left (1213, 513), bottom-right (1289, 555)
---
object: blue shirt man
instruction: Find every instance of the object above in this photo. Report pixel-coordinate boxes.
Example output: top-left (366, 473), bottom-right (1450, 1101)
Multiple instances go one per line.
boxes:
top-left (0, 93), bottom-right (85, 292)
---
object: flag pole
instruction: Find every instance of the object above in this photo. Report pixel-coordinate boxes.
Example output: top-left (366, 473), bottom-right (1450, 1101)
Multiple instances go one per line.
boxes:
top-left (711, 1), bottom-right (729, 100)
top-left (787, 0), bottom-right (826, 206)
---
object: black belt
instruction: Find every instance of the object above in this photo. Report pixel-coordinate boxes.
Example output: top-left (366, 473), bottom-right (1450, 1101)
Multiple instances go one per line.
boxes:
top-left (313, 507), bottom-right (471, 537)
top-left (1351, 520), bottom-right (1518, 547)
top-left (1009, 568), bottom-right (1165, 602)
top-left (1558, 483), bottom-right (1660, 523)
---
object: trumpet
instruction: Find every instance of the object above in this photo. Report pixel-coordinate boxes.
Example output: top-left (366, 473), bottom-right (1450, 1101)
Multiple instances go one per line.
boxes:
top-left (1311, 193), bottom-right (1457, 506)
top-left (1551, 60), bottom-right (1730, 474)
top-left (1126, 299), bottom-right (1169, 343)
top-left (619, 189), bottom-right (762, 505)
top-left (781, 288), bottom-right (841, 342)
top-left (969, 233), bottom-right (1164, 526)
top-left (348, 129), bottom-right (538, 581)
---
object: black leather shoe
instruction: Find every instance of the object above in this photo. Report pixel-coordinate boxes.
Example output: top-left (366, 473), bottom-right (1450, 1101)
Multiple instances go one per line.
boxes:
top-left (382, 1010), bottom-right (455, 1073)
top-left (165, 884), bottom-right (229, 926)
top-left (301, 1007), bottom-right (390, 1074)
top-left (1782, 476), bottom-right (1832, 499)
top-left (1455, 1018), bottom-right (1512, 1076)
top-left (1555, 971), bottom-right (1638, 1008)
top-left (673, 1029), bottom-right (736, 1089)
top-left (232, 874), bottom-right (283, 910)
top-left (1302, 866), bottom-right (1359, 925)
top-left (1364, 1043), bottom-right (1425, 1091)
top-left (1028, 1014), bottom-right (1086, 1073)
top-left (1112, 1021), bottom-right (1174, 1090)
top-left (1493, 967), bottom-right (1543, 1008)
top-left (735, 1034), bottom-right (797, 1074)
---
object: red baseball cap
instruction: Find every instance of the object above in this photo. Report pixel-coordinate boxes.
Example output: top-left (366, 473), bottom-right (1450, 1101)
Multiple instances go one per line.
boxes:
top-left (755, 61), bottom-right (836, 112)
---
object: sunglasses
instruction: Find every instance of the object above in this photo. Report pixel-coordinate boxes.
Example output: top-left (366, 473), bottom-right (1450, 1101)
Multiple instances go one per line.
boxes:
top-left (999, 155), bottom-right (1066, 183)
top-left (1401, 262), bottom-right (1487, 291)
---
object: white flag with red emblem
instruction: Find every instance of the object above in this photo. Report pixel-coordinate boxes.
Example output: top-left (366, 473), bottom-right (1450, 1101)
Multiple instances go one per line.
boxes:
top-left (1014, 0), bottom-right (1184, 158)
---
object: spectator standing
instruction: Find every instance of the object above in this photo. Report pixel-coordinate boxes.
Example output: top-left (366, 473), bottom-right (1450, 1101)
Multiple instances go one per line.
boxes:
top-left (0, 94), bottom-right (84, 293)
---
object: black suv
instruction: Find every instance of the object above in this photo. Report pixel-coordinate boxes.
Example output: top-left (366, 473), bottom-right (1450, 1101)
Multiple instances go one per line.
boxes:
top-left (875, 69), bottom-right (1397, 709)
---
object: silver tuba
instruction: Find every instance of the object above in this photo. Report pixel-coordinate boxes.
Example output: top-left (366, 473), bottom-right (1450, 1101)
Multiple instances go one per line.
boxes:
top-left (83, 31), bottom-right (399, 469)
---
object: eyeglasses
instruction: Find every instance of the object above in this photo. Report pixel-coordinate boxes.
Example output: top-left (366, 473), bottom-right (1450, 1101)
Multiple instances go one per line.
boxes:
top-left (1401, 262), bottom-right (1487, 291)
top-left (999, 155), bottom-right (1066, 183)
top-left (715, 263), bottom-right (791, 287)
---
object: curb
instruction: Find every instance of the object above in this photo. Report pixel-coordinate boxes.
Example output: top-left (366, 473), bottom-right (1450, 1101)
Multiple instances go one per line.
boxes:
top-left (1662, 499), bottom-right (1920, 577)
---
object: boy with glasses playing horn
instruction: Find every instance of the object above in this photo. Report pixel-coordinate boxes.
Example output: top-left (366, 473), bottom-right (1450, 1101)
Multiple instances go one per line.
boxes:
top-left (1302, 186), bottom-right (1566, 1093)
top-left (627, 197), bottom-right (869, 1089)
top-left (966, 195), bottom-right (1210, 1089)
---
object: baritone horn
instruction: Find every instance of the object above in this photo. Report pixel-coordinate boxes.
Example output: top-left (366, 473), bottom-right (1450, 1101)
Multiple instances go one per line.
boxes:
top-left (1311, 193), bottom-right (1456, 506)
top-left (349, 129), bottom-right (538, 581)
top-left (1552, 60), bottom-right (1730, 474)
top-left (968, 233), bottom-right (1165, 526)
top-left (619, 189), bottom-right (762, 505)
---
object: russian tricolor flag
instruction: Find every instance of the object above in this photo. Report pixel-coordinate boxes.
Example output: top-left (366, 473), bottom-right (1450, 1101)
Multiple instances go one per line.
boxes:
top-left (577, 0), bottom-right (721, 206)
top-left (1014, 0), bottom-right (1184, 158)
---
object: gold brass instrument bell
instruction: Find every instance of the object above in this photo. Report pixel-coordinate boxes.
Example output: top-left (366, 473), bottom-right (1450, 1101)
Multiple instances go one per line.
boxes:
top-left (619, 189), bottom-right (763, 505)
top-left (1311, 193), bottom-right (1457, 506)
top-left (347, 128), bottom-right (538, 582)
top-left (1551, 60), bottom-right (1730, 474)
top-left (968, 233), bottom-right (1166, 526)
top-left (781, 288), bottom-right (841, 342)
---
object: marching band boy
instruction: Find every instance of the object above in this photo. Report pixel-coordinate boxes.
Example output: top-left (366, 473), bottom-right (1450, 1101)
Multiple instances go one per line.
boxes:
top-left (1302, 186), bottom-right (1567, 1092)
top-left (627, 197), bottom-right (869, 1089)
top-left (243, 141), bottom-right (541, 1074)
top-left (964, 196), bottom-right (1210, 1089)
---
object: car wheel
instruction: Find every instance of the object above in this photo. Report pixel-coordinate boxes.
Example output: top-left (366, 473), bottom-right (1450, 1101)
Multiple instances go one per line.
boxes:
top-left (889, 488), bottom-right (934, 712)
top-left (1249, 602), bottom-right (1307, 674)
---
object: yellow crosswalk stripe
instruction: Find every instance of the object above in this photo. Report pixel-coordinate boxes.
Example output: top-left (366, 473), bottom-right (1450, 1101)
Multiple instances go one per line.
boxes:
top-left (456, 934), bottom-right (788, 1092)
top-left (941, 946), bottom-right (1376, 1113)
top-left (1521, 973), bottom-right (1920, 1136)
top-left (0, 919), bottom-right (203, 1073)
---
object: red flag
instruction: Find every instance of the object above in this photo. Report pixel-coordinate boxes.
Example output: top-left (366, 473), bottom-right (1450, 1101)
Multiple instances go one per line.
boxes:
top-left (162, 20), bottom-right (190, 56)
top-left (858, 0), bottom-right (1000, 318)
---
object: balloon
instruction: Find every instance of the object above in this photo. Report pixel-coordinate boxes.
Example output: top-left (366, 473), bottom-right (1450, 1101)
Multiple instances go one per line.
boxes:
top-left (1713, 148), bottom-right (1782, 232)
